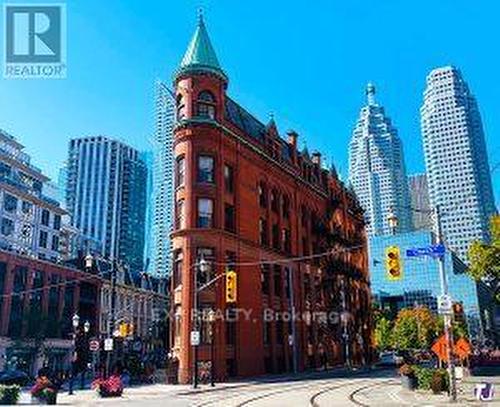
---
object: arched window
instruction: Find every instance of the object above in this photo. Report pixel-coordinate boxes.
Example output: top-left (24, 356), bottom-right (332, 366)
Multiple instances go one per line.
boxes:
top-left (176, 94), bottom-right (185, 120)
top-left (196, 90), bottom-right (216, 119)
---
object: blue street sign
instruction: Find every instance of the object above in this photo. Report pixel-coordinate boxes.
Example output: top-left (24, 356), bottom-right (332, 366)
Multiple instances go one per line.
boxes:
top-left (406, 244), bottom-right (445, 258)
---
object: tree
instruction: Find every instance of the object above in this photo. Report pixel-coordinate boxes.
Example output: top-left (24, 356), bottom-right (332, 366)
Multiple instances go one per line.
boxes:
top-left (392, 307), bottom-right (439, 351)
top-left (467, 215), bottom-right (500, 303)
top-left (374, 316), bottom-right (393, 351)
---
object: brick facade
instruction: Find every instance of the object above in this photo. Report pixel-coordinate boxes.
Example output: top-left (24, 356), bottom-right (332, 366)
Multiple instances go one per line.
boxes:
top-left (170, 20), bottom-right (373, 384)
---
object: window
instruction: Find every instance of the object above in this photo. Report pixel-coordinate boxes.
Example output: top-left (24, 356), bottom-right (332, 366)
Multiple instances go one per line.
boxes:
top-left (282, 195), bottom-right (290, 219)
top-left (174, 306), bottom-right (182, 346)
top-left (176, 94), bottom-right (185, 120)
top-left (200, 306), bottom-right (215, 345)
top-left (53, 214), bottom-right (61, 230)
top-left (198, 155), bottom-right (214, 183)
top-left (175, 156), bottom-right (185, 187)
top-left (301, 206), bottom-right (308, 228)
top-left (51, 235), bottom-right (59, 251)
top-left (39, 230), bottom-right (48, 248)
top-left (1, 218), bottom-right (14, 236)
top-left (3, 194), bottom-right (17, 213)
top-left (197, 198), bottom-right (213, 228)
top-left (41, 209), bottom-right (50, 226)
top-left (21, 201), bottom-right (33, 214)
top-left (196, 247), bottom-right (215, 285)
top-left (274, 265), bottom-right (282, 297)
top-left (272, 224), bottom-right (280, 250)
top-left (261, 264), bottom-right (270, 295)
top-left (196, 90), bottom-right (216, 119)
top-left (263, 318), bottom-right (272, 345)
top-left (259, 218), bottom-right (268, 246)
top-left (271, 189), bottom-right (279, 213)
top-left (224, 204), bottom-right (235, 233)
top-left (226, 307), bottom-right (237, 346)
top-left (173, 250), bottom-right (183, 287)
top-left (258, 182), bottom-right (267, 208)
top-left (282, 228), bottom-right (291, 254)
top-left (225, 251), bottom-right (236, 270)
top-left (224, 164), bottom-right (234, 193)
top-left (175, 199), bottom-right (185, 229)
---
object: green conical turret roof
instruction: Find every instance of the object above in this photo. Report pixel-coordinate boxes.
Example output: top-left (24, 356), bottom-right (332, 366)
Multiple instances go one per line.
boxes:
top-left (178, 13), bottom-right (227, 81)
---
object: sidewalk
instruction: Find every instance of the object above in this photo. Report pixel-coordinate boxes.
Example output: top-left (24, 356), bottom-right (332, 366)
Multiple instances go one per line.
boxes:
top-left (24, 366), bottom-right (370, 405)
top-left (389, 376), bottom-right (500, 406)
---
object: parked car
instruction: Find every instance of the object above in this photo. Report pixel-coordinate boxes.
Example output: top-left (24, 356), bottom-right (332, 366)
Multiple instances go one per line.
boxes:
top-left (377, 351), bottom-right (404, 366)
top-left (0, 369), bottom-right (30, 386)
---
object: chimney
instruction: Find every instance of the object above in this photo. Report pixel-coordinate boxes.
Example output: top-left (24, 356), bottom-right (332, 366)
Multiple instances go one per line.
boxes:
top-left (287, 130), bottom-right (298, 148)
top-left (311, 151), bottom-right (322, 167)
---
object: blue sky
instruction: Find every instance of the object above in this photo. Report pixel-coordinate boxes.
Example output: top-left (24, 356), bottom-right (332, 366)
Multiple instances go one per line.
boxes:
top-left (1, 0), bottom-right (499, 205)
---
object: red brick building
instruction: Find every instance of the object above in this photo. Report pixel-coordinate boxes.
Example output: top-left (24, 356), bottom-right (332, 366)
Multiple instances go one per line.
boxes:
top-left (0, 250), bottom-right (101, 375)
top-left (170, 16), bottom-right (373, 384)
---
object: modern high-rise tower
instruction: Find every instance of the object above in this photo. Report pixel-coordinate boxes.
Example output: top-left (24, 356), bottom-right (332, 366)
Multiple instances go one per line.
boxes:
top-left (421, 66), bottom-right (496, 261)
top-left (150, 81), bottom-right (175, 276)
top-left (348, 83), bottom-right (413, 235)
top-left (408, 173), bottom-right (432, 231)
top-left (66, 136), bottom-right (147, 272)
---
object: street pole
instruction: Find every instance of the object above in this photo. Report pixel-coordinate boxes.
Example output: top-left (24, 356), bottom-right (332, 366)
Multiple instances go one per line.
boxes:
top-left (107, 260), bottom-right (117, 378)
top-left (341, 276), bottom-right (351, 369)
top-left (192, 261), bottom-right (199, 389)
top-left (69, 332), bottom-right (75, 395)
top-left (210, 312), bottom-right (215, 387)
top-left (288, 267), bottom-right (298, 373)
top-left (434, 204), bottom-right (457, 402)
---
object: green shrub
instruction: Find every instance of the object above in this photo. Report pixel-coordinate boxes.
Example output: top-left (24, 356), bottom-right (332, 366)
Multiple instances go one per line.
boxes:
top-left (413, 366), bottom-right (434, 390)
top-left (0, 385), bottom-right (20, 405)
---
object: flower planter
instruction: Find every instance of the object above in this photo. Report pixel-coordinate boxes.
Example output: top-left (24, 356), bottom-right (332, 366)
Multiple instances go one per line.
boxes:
top-left (92, 375), bottom-right (123, 398)
top-left (401, 375), bottom-right (417, 391)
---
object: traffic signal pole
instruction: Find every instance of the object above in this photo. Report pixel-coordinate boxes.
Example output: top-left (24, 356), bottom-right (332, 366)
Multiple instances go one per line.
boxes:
top-left (434, 204), bottom-right (457, 402)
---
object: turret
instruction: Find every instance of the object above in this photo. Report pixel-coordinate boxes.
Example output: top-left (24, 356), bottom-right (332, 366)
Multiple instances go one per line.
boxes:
top-left (174, 13), bottom-right (227, 123)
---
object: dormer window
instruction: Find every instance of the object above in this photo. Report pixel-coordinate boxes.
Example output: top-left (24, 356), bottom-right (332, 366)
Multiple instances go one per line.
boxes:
top-left (176, 94), bottom-right (185, 120)
top-left (196, 90), bottom-right (216, 119)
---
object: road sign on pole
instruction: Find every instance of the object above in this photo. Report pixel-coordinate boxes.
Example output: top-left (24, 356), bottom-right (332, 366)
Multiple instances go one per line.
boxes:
top-left (89, 339), bottom-right (100, 352)
top-left (104, 338), bottom-right (113, 352)
top-left (431, 335), bottom-right (449, 362)
top-left (437, 294), bottom-right (453, 315)
top-left (190, 331), bottom-right (200, 346)
top-left (406, 244), bottom-right (445, 258)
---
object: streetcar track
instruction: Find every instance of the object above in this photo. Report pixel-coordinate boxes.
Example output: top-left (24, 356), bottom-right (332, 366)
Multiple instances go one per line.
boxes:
top-left (193, 377), bottom-right (342, 407)
top-left (348, 379), bottom-right (398, 407)
top-left (235, 378), bottom-right (356, 407)
top-left (309, 379), bottom-right (371, 407)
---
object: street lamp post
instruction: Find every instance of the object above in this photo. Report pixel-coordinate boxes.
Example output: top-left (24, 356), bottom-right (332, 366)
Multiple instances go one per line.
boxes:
top-left (69, 313), bottom-right (80, 395)
top-left (192, 256), bottom-right (209, 389)
top-left (434, 205), bottom-right (457, 402)
top-left (80, 321), bottom-right (90, 390)
top-left (208, 309), bottom-right (215, 387)
top-left (84, 253), bottom-right (118, 379)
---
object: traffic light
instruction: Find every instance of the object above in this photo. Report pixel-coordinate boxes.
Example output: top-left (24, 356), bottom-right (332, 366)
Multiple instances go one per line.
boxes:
top-left (226, 270), bottom-right (237, 303)
top-left (119, 322), bottom-right (128, 337)
top-left (118, 322), bottom-right (134, 338)
top-left (385, 245), bottom-right (402, 281)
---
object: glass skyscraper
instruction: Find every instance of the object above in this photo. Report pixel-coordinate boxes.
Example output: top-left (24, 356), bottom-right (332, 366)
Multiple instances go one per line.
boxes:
top-left (349, 83), bottom-right (413, 235)
top-left (421, 66), bottom-right (496, 262)
top-left (369, 231), bottom-right (487, 340)
top-left (150, 81), bottom-right (175, 277)
top-left (66, 136), bottom-right (147, 273)
top-left (408, 173), bottom-right (432, 231)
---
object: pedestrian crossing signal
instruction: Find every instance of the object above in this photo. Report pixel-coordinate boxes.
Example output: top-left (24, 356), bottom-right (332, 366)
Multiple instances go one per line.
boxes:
top-left (226, 270), bottom-right (237, 303)
top-left (385, 246), bottom-right (402, 281)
